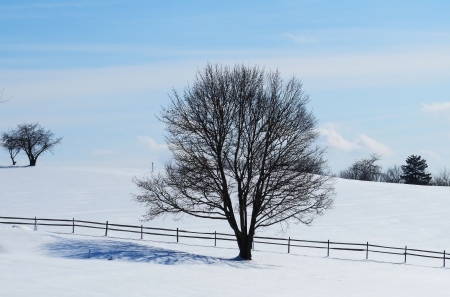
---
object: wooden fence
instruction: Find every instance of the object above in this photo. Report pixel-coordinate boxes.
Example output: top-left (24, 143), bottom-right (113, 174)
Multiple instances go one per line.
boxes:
top-left (0, 215), bottom-right (447, 267)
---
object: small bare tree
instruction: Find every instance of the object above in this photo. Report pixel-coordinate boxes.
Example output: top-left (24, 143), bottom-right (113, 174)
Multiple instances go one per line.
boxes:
top-left (1, 131), bottom-right (21, 165)
top-left (133, 64), bottom-right (334, 260)
top-left (12, 123), bottom-right (63, 166)
top-left (432, 167), bottom-right (450, 186)
top-left (380, 165), bottom-right (403, 183)
top-left (339, 154), bottom-right (382, 181)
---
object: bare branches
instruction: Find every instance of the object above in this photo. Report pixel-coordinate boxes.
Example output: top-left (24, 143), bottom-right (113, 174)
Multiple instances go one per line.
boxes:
top-left (0, 89), bottom-right (13, 104)
top-left (431, 167), bottom-right (450, 186)
top-left (339, 154), bottom-right (382, 181)
top-left (2, 123), bottom-right (63, 166)
top-left (1, 130), bottom-right (20, 165)
top-left (133, 63), bottom-right (335, 259)
top-left (380, 165), bottom-right (403, 183)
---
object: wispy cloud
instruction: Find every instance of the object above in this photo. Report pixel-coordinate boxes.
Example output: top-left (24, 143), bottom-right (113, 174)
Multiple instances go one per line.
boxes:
top-left (419, 149), bottom-right (442, 161)
top-left (282, 33), bottom-right (317, 44)
top-left (422, 102), bottom-right (450, 116)
top-left (283, 28), bottom-right (450, 46)
top-left (319, 127), bottom-right (393, 156)
top-left (1, 45), bottom-right (450, 102)
top-left (0, 3), bottom-right (90, 9)
top-left (0, 43), bottom-right (277, 56)
top-left (138, 136), bottom-right (167, 151)
top-left (359, 134), bottom-right (393, 156)
top-left (0, 44), bottom-right (146, 53)
top-left (137, 136), bottom-right (171, 165)
top-left (250, 45), bottom-right (450, 89)
top-left (318, 127), bottom-right (361, 152)
top-left (0, 63), bottom-right (200, 103)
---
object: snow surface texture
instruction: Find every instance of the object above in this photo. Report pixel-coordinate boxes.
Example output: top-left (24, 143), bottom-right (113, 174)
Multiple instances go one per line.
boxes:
top-left (1, 166), bottom-right (449, 296)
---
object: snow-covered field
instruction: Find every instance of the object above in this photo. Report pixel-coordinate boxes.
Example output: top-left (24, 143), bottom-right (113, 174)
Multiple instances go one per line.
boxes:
top-left (1, 166), bottom-right (449, 296)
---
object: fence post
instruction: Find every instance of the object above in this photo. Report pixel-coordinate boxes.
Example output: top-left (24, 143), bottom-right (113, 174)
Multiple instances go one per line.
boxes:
top-left (327, 240), bottom-right (330, 257)
top-left (176, 228), bottom-right (179, 242)
top-left (105, 221), bottom-right (108, 236)
top-left (404, 246), bottom-right (407, 263)
top-left (366, 242), bottom-right (369, 260)
top-left (288, 237), bottom-right (290, 253)
top-left (214, 231), bottom-right (217, 247)
top-left (141, 225), bottom-right (143, 240)
top-left (444, 250), bottom-right (446, 268)
top-left (34, 216), bottom-right (37, 231)
top-left (72, 218), bottom-right (75, 233)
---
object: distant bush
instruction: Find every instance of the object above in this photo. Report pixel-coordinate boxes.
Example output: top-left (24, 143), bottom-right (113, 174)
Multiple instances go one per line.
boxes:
top-left (431, 167), bottom-right (450, 187)
top-left (380, 165), bottom-right (403, 183)
top-left (339, 154), bottom-right (382, 181)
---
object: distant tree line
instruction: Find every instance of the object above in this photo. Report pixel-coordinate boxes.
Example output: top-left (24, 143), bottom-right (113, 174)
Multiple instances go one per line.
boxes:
top-left (339, 154), bottom-right (448, 186)
top-left (1, 122), bottom-right (62, 166)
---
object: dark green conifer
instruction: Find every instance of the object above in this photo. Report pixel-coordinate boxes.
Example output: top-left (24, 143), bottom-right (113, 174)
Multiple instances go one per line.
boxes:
top-left (401, 155), bottom-right (432, 185)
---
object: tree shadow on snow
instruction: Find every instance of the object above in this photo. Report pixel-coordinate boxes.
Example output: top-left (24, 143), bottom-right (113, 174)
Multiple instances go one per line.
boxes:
top-left (0, 165), bottom-right (30, 169)
top-left (44, 236), bottom-right (263, 268)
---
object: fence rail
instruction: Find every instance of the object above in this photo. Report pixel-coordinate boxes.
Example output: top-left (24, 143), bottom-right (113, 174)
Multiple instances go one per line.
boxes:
top-left (0, 216), bottom-right (448, 267)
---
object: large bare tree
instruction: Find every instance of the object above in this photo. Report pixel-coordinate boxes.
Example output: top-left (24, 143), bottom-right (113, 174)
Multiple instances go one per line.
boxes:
top-left (133, 64), bottom-right (334, 260)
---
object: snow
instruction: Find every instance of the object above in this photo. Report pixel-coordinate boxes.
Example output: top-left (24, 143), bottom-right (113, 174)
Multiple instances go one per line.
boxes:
top-left (1, 165), bottom-right (449, 296)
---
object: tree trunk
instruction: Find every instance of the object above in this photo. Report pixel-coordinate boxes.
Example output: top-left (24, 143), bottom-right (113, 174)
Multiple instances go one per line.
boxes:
top-left (237, 234), bottom-right (253, 260)
top-left (29, 158), bottom-right (36, 166)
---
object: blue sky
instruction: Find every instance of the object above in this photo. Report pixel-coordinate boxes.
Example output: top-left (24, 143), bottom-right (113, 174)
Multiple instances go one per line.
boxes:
top-left (1, 0), bottom-right (450, 173)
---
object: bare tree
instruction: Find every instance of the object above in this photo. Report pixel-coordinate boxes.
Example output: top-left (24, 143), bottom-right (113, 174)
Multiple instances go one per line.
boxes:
top-left (339, 154), bottom-right (382, 181)
top-left (431, 167), bottom-right (450, 186)
top-left (380, 165), bottom-right (403, 183)
top-left (12, 123), bottom-right (62, 166)
top-left (133, 64), bottom-right (334, 260)
top-left (1, 131), bottom-right (21, 165)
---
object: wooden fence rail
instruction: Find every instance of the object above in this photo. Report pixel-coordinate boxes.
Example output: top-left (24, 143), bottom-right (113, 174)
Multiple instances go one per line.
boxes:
top-left (0, 216), bottom-right (448, 267)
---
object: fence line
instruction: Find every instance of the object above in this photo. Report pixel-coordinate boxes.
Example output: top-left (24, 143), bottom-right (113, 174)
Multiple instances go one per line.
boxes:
top-left (0, 216), bottom-right (448, 267)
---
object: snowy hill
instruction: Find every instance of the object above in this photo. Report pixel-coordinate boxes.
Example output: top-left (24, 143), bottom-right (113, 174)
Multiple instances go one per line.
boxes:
top-left (1, 165), bottom-right (449, 296)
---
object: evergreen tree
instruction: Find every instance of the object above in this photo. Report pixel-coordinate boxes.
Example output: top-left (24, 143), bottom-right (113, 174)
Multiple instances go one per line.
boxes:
top-left (401, 155), bottom-right (432, 185)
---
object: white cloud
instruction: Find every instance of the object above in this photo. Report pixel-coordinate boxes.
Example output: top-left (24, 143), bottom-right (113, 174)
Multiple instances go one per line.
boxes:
top-left (419, 149), bottom-right (442, 161)
top-left (359, 134), bottom-right (393, 156)
top-left (2, 44), bottom-right (450, 104)
top-left (318, 128), bottom-right (361, 152)
top-left (248, 45), bottom-right (450, 89)
top-left (138, 136), bottom-right (168, 151)
top-left (422, 102), bottom-right (450, 114)
top-left (319, 127), bottom-right (393, 156)
top-left (137, 136), bottom-right (171, 165)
